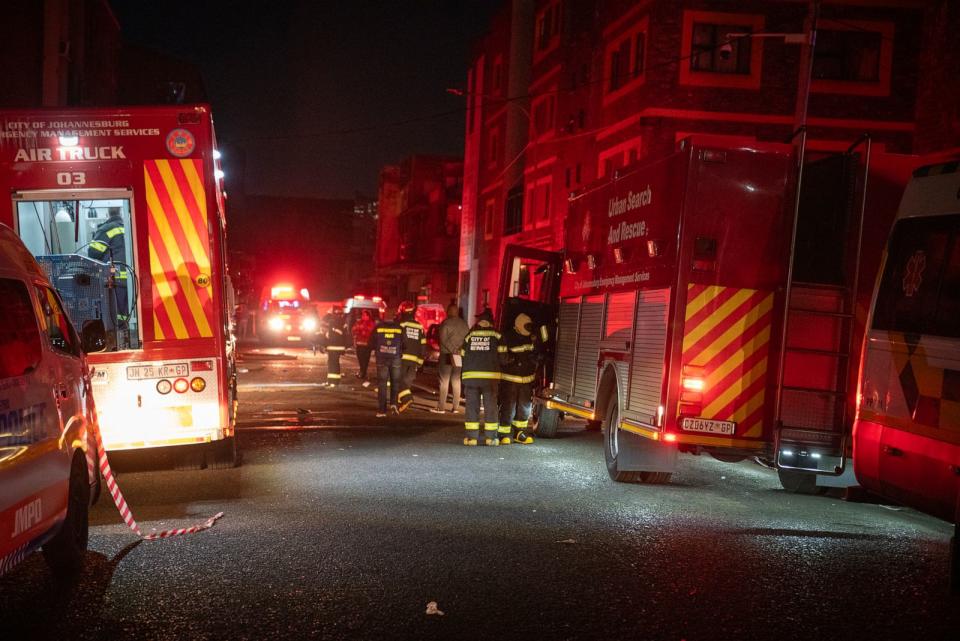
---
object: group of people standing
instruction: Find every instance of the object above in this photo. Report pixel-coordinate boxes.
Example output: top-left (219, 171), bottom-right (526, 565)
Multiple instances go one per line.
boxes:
top-left (320, 301), bottom-right (545, 446)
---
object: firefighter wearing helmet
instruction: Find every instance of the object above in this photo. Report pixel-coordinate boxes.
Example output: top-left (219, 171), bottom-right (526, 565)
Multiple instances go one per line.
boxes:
top-left (323, 305), bottom-right (348, 387)
top-left (396, 300), bottom-right (425, 412)
top-left (498, 312), bottom-right (543, 444)
top-left (460, 308), bottom-right (507, 445)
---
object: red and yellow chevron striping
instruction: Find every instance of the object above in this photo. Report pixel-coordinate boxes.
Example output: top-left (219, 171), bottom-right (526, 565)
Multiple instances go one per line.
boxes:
top-left (682, 284), bottom-right (774, 439)
top-left (145, 159), bottom-right (214, 340)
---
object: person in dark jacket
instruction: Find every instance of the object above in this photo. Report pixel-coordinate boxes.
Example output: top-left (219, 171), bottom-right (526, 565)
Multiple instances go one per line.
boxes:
top-left (396, 301), bottom-right (425, 412)
top-left (498, 312), bottom-right (541, 445)
top-left (460, 308), bottom-right (507, 446)
top-left (352, 309), bottom-right (376, 387)
top-left (372, 310), bottom-right (405, 417)
top-left (323, 306), bottom-right (348, 387)
top-left (87, 207), bottom-right (129, 322)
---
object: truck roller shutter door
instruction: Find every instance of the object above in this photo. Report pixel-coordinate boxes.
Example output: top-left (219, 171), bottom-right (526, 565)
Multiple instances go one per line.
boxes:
top-left (629, 288), bottom-right (670, 422)
top-left (573, 295), bottom-right (605, 401)
top-left (553, 298), bottom-right (580, 396)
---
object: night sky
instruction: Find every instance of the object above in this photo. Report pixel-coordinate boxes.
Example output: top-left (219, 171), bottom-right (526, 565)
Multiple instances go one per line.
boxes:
top-left (109, 1), bottom-right (499, 200)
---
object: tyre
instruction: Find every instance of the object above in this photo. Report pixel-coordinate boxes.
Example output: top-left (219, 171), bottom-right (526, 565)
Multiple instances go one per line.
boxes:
top-left (536, 404), bottom-right (563, 438)
top-left (602, 398), bottom-right (642, 483)
top-left (778, 469), bottom-right (825, 495)
top-left (710, 453), bottom-right (747, 464)
top-left (42, 453), bottom-right (90, 577)
top-left (584, 420), bottom-right (602, 431)
top-left (207, 436), bottom-right (239, 469)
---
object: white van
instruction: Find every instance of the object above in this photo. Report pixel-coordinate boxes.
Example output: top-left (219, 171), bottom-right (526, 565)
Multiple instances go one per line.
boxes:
top-left (0, 223), bottom-right (102, 577)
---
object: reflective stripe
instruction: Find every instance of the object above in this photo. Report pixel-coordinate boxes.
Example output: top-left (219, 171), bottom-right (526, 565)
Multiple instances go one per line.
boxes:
top-left (398, 389), bottom-right (411, 399)
top-left (327, 373), bottom-right (342, 379)
top-left (540, 325), bottom-right (549, 342)
top-left (327, 346), bottom-right (346, 351)
top-left (377, 328), bottom-right (401, 334)
top-left (512, 420), bottom-right (529, 428)
top-left (498, 425), bottom-right (512, 434)
top-left (501, 373), bottom-right (535, 384)
top-left (116, 271), bottom-right (129, 280)
top-left (462, 371), bottom-right (501, 380)
top-left (402, 353), bottom-right (424, 364)
top-left (468, 330), bottom-right (501, 338)
top-left (89, 241), bottom-right (108, 252)
top-left (420, 339), bottom-right (426, 344)
top-left (497, 346), bottom-right (508, 353)
top-left (483, 426), bottom-right (499, 433)
top-left (509, 344), bottom-right (534, 353)
top-left (464, 422), bottom-right (480, 430)
top-left (105, 226), bottom-right (125, 238)
top-left (400, 322), bottom-right (424, 329)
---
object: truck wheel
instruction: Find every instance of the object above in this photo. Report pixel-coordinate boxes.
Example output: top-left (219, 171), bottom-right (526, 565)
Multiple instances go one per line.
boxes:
top-left (778, 469), bottom-right (824, 495)
top-left (536, 404), bottom-right (563, 438)
top-left (207, 437), bottom-right (239, 469)
top-left (42, 453), bottom-right (90, 577)
top-left (603, 399), bottom-right (642, 483)
top-left (584, 419), bottom-right (602, 431)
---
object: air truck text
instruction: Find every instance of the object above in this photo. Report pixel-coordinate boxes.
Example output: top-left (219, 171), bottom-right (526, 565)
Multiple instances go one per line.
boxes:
top-left (13, 146), bottom-right (126, 162)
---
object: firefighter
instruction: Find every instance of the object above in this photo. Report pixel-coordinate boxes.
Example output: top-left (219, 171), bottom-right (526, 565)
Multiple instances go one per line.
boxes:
top-left (372, 309), bottom-right (404, 417)
top-left (498, 312), bottom-right (541, 445)
top-left (396, 301), bottom-right (425, 412)
top-left (460, 308), bottom-right (507, 446)
top-left (323, 305), bottom-right (348, 387)
top-left (87, 206), bottom-right (129, 323)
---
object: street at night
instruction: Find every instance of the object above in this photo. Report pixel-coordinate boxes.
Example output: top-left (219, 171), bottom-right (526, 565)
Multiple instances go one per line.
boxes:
top-left (1, 348), bottom-right (956, 640)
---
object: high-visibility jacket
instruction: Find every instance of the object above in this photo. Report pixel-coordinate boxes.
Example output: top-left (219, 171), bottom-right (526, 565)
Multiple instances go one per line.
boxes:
top-left (373, 320), bottom-right (404, 364)
top-left (400, 318), bottom-right (426, 365)
top-left (501, 327), bottom-right (538, 384)
top-left (324, 314), bottom-right (349, 350)
top-left (87, 217), bottom-right (128, 280)
top-left (460, 325), bottom-right (507, 383)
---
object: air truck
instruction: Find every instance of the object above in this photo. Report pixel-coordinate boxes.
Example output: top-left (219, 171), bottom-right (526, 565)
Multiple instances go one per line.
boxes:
top-left (0, 105), bottom-right (238, 468)
top-left (501, 136), bottom-right (913, 490)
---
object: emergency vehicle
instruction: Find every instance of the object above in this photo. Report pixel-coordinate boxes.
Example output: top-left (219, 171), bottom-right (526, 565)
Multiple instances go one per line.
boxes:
top-left (0, 224), bottom-right (101, 577)
top-left (852, 159), bottom-right (960, 589)
top-left (259, 283), bottom-right (318, 344)
top-left (501, 137), bottom-right (913, 488)
top-left (0, 105), bottom-right (238, 467)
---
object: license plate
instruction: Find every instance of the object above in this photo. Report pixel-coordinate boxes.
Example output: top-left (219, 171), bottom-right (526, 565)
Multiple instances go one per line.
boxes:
top-left (681, 417), bottom-right (736, 435)
top-left (126, 363), bottom-right (189, 380)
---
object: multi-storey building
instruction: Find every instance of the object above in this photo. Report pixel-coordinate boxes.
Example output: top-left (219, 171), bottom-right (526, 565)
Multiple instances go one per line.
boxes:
top-left (375, 155), bottom-right (464, 307)
top-left (458, 0), bottom-right (960, 322)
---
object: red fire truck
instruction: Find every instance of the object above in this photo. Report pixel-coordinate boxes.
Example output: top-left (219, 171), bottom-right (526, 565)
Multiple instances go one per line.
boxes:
top-left (0, 105), bottom-right (238, 467)
top-left (500, 137), bottom-right (913, 489)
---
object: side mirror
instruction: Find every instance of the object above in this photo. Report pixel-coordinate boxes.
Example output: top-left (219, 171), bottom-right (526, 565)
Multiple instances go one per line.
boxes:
top-left (81, 319), bottom-right (107, 353)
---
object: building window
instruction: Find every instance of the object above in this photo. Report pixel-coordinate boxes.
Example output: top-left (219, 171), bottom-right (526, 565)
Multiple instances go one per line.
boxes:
top-left (503, 186), bottom-right (524, 236)
top-left (598, 136), bottom-right (642, 179)
top-left (531, 93), bottom-right (556, 140)
top-left (539, 182), bottom-right (551, 224)
top-left (488, 129), bottom-right (500, 167)
top-left (491, 56), bottom-right (504, 94)
top-left (691, 22), bottom-right (752, 74)
top-left (535, 1), bottom-right (562, 58)
top-left (602, 16), bottom-right (648, 105)
top-left (811, 20), bottom-right (893, 96)
top-left (483, 199), bottom-right (495, 239)
top-left (679, 11), bottom-right (763, 89)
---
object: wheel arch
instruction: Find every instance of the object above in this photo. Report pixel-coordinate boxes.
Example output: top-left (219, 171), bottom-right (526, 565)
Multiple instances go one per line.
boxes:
top-left (594, 360), bottom-right (626, 424)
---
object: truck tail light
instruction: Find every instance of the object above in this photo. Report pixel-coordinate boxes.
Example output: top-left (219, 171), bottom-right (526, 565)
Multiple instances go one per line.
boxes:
top-left (173, 378), bottom-right (190, 394)
top-left (190, 360), bottom-right (213, 371)
top-left (679, 365), bottom-right (705, 416)
top-left (663, 433), bottom-right (677, 443)
top-left (190, 377), bottom-right (206, 393)
top-left (156, 379), bottom-right (173, 395)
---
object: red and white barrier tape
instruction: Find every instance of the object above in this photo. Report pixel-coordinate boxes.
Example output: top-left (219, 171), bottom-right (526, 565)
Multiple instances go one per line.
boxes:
top-left (95, 430), bottom-right (223, 540)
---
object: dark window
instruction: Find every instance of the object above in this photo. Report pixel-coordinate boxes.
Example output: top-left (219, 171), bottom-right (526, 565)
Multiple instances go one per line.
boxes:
top-left (36, 285), bottom-right (80, 356)
top-left (488, 130), bottom-right (499, 165)
top-left (691, 22), bottom-right (752, 74)
top-left (0, 279), bottom-right (43, 378)
top-left (609, 38), bottom-right (632, 91)
top-left (633, 32), bottom-right (646, 78)
top-left (565, 167), bottom-right (572, 189)
top-left (540, 184), bottom-right (551, 222)
top-left (503, 186), bottom-right (524, 236)
top-left (813, 29), bottom-right (882, 82)
top-left (537, 3), bottom-right (560, 51)
top-left (575, 163), bottom-right (582, 184)
top-left (872, 214), bottom-right (960, 339)
top-left (492, 60), bottom-right (503, 93)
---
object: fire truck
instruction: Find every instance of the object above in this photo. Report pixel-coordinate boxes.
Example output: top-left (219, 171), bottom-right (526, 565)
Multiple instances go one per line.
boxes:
top-left (0, 105), bottom-right (238, 468)
top-left (500, 136), bottom-right (913, 489)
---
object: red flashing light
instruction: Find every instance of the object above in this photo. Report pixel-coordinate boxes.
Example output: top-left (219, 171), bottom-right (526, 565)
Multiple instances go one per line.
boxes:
top-left (190, 360), bottom-right (213, 371)
top-left (354, 295), bottom-right (365, 300)
top-left (173, 378), bottom-right (190, 394)
top-left (663, 433), bottom-right (678, 443)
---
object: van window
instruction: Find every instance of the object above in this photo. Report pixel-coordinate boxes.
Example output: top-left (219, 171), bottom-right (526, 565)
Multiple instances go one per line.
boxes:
top-left (35, 285), bottom-right (80, 357)
top-left (0, 278), bottom-right (43, 377)
top-left (872, 214), bottom-right (960, 338)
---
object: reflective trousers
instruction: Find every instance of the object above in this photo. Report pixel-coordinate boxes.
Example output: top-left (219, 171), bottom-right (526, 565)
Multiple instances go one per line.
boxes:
top-left (464, 381), bottom-right (498, 441)
top-left (327, 348), bottom-right (343, 383)
top-left (377, 361), bottom-right (402, 412)
top-left (398, 361), bottom-right (418, 407)
top-left (499, 381), bottom-right (533, 436)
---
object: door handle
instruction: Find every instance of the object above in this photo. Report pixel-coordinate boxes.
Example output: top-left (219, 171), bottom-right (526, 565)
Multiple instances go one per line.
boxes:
top-left (883, 445), bottom-right (903, 457)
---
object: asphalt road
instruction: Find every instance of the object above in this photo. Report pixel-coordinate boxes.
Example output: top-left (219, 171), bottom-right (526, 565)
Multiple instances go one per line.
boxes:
top-left (1, 346), bottom-right (957, 640)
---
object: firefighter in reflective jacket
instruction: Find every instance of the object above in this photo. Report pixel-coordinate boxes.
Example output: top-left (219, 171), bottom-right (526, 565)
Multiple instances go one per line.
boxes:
top-left (87, 206), bottom-right (128, 322)
top-left (372, 311), bottom-right (404, 416)
top-left (460, 308), bottom-right (507, 446)
top-left (397, 301), bottom-right (425, 412)
top-left (498, 312), bottom-right (542, 445)
top-left (324, 305), bottom-right (348, 387)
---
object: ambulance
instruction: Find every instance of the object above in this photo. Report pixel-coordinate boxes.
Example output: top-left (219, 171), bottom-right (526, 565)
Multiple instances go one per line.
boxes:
top-left (0, 105), bottom-right (238, 467)
top-left (853, 159), bottom-right (960, 589)
top-left (0, 224), bottom-right (101, 577)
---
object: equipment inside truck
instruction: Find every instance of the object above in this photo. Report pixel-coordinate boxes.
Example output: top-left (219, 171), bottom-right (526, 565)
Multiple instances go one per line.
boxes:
top-left (13, 192), bottom-right (140, 350)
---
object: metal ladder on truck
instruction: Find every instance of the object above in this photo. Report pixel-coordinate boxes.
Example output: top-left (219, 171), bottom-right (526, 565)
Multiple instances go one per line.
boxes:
top-left (774, 134), bottom-right (872, 494)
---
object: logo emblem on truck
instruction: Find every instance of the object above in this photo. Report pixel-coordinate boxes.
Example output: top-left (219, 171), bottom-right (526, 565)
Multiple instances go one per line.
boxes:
top-left (166, 128), bottom-right (196, 158)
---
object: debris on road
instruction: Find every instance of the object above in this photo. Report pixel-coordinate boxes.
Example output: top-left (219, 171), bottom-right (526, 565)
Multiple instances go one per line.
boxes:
top-left (425, 601), bottom-right (445, 616)
top-left (556, 539), bottom-right (577, 544)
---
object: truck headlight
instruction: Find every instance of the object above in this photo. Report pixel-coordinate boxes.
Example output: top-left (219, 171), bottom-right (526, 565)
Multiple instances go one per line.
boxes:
top-left (302, 317), bottom-right (317, 331)
top-left (268, 316), bottom-right (284, 331)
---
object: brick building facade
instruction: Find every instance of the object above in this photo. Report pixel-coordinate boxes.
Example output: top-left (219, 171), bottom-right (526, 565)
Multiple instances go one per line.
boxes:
top-left (458, 0), bottom-right (960, 322)
top-left (375, 155), bottom-right (464, 307)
